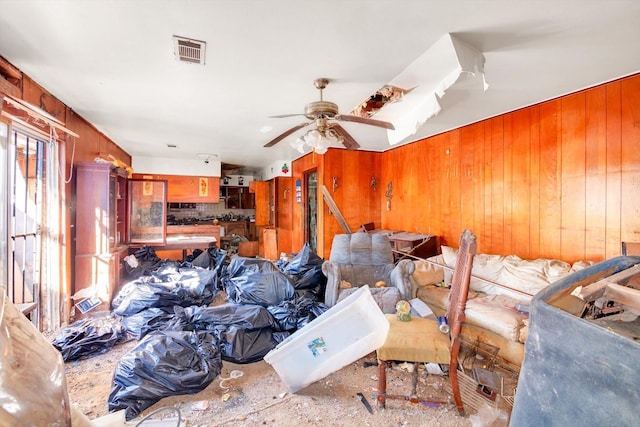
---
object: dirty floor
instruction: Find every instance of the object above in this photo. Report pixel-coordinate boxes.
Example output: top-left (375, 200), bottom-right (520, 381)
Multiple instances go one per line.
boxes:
top-left (65, 338), bottom-right (517, 426)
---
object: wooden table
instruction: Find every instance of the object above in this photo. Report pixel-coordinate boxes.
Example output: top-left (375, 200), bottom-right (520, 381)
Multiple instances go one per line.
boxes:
top-left (387, 232), bottom-right (438, 261)
top-left (134, 236), bottom-right (217, 260)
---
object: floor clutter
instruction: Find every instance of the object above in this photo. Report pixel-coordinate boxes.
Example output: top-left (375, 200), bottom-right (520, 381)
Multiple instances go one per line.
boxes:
top-left (4, 238), bottom-right (522, 426)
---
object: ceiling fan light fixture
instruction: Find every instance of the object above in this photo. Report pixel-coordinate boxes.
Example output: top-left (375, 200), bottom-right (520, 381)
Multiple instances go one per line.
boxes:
top-left (290, 128), bottom-right (340, 155)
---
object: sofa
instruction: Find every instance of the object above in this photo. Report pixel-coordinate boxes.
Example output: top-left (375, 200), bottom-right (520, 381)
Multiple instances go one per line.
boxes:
top-left (411, 245), bottom-right (593, 368)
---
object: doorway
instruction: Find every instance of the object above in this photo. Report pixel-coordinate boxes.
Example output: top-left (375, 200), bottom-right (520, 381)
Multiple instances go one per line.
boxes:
top-left (5, 125), bottom-right (60, 330)
top-left (304, 169), bottom-right (318, 253)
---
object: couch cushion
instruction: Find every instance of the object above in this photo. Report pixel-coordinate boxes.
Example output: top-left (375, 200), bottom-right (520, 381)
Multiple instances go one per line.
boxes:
top-left (337, 264), bottom-right (394, 287)
top-left (410, 260), bottom-right (444, 297)
top-left (416, 286), bottom-right (525, 343)
top-left (465, 295), bottom-right (528, 343)
top-left (440, 246), bottom-right (510, 297)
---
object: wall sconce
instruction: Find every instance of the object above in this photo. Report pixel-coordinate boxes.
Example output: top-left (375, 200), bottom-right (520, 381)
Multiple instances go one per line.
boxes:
top-left (384, 181), bottom-right (393, 211)
top-left (332, 176), bottom-right (339, 192)
top-left (370, 176), bottom-right (377, 191)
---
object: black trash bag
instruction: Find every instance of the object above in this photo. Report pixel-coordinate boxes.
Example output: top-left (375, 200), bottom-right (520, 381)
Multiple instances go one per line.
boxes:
top-left (267, 295), bottom-right (330, 331)
top-left (108, 330), bottom-right (222, 421)
top-left (119, 307), bottom-right (175, 340)
top-left (192, 246), bottom-right (227, 270)
top-left (112, 267), bottom-right (218, 316)
top-left (191, 247), bottom-right (228, 291)
top-left (282, 243), bottom-right (322, 275)
top-left (282, 243), bottom-right (327, 298)
top-left (51, 316), bottom-right (127, 362)
top-left (185, 248), bottom-right (204, 263)
top-left (223, 257), bottom-right (295, 307)
top-left (215, 325), bottom-right (278, 364)
top-left (121, 246), bottom-right (164, 281)
top-left (273, 331), bottom-right (291, 344)
top-left (295, 297), bottom-right (330, 329)
top-left (174, 303), bottom-right (278, 331)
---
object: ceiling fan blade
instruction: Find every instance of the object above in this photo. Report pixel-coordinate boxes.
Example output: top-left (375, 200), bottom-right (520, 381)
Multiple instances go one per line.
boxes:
top-left (331, 124), bottom-right (360, 150)
top-left (334, 114), bottom-right (395, 130)
top-left (263, 122), bottom-right (310, 147)
top-left (269, 113), bottom-right (305, 118)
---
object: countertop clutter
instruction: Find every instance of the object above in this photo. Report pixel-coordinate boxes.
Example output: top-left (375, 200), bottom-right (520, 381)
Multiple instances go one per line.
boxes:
top-left (166, 214), bottom-right (254, 226)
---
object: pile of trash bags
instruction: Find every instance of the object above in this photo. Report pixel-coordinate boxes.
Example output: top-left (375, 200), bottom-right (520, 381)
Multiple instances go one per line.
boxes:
top-left (49, 243), bottom-right (328, 420)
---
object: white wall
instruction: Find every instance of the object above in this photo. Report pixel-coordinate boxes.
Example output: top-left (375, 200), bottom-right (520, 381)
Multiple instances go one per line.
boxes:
top-left (261, 159), bottom-right (292, 181)
top-left (132, 156), bottom-right (221, 176)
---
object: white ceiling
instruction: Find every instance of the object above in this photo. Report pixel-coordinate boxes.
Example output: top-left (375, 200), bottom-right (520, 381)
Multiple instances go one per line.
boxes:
top-left (1, 1), bottom-right (639, 175)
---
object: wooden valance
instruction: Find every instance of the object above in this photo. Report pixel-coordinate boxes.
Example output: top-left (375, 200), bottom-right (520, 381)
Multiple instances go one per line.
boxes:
top-left (0, 92), bottom-right (79, 138)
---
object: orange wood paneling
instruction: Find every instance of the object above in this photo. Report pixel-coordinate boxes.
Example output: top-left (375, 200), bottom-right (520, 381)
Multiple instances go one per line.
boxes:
top-left (528, 106), bottom-right (541, 258)
top-left (620, 77), bottom-right (640, 245)
top-left (584, 86), bottom-right (608, 260)
top-left (604, 81), bottom-right (622, 259)
top-left (560, 92), bottom-right (587, 261)
top-left (459, 126), bottom-right (474, 239)
top-left (489, 117), bottom-right (505, 255)
top-left (502, 114), bottom-right (514, 255)
top-left (511, 108), bottom-right (531, 257)
top-left (376, 74), bottom-right (640, 263)
top-left (538, 99), bottom-right (562, 259)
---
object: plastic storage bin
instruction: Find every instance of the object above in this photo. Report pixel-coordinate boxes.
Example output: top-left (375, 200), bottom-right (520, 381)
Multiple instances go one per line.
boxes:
top-left (264, 286), bottom-right (389, 392)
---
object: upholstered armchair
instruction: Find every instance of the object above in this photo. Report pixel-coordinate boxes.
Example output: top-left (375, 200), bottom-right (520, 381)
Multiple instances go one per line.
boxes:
top-left (322, 233), bottom-right (415, 313)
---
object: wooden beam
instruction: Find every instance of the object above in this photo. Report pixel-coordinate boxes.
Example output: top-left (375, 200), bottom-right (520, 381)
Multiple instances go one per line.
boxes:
top-left (572, 264), bottom-right (640, 302)
top-left (321, 184), bottom-right (351, 234)
top-left (0, 75), bottom-right (21, 98)
top-left (603, 283), bottom-right (640, 312)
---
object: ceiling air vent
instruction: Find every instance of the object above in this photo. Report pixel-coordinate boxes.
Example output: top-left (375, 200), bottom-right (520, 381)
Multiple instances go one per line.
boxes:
top-left (173, 36), bottom-right (206, 65)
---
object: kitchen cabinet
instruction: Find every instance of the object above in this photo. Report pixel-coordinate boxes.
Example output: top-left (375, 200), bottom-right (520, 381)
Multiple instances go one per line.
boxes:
top-left (128, 179), bottom-right (168, 244)
top-left (222, 186), bottom-right (254, 209)
top-left (133, 173), bottom-right (220, 203)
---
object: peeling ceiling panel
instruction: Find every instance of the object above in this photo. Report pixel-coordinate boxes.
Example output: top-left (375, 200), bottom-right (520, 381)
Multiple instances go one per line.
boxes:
top-left (376, 33), bottom-right (488, 145)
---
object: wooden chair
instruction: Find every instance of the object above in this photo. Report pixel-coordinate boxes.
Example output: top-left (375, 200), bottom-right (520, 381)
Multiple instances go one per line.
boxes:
top-left (376, 229), bottom-right (477, 415)
top-left (622, 241), bottom-right (640, 256)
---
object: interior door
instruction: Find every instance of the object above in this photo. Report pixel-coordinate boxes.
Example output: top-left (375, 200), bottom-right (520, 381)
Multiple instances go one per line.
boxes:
top-left (304, 169), bottom-right (318, 253)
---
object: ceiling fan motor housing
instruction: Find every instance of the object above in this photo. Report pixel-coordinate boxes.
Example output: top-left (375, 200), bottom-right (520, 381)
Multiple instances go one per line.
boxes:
top-left (304, 101), bottom-right (339, 120)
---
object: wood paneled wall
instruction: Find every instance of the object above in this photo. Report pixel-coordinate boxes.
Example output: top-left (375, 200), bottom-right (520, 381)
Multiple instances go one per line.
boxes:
top-left (380, 74), bottom-right (640, 263)
top-left (291, 149), bottom-right (382, 259)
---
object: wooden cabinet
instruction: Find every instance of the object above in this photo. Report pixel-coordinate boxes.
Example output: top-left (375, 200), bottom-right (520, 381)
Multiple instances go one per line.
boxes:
top-left (219, 221), bottom-right (249, 238)
top-left (222, 186), bottom-right (253, 209)
top-left (274, 177), bottom-right (293, 255)
top-left (133, 173), bottom-right (220, 203)
top-left (249, 181), bottom-right (270, 226)
top-left (75, 162), bottom-right (128, 314)
top-left (76, 163), bottom-right (168, 315)
top-left (260, 227), bottom-right (278, 260)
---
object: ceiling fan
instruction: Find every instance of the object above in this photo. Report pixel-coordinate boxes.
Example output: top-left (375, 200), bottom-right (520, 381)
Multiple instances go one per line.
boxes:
top-left (263, 78), bottom-right (395, 152)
